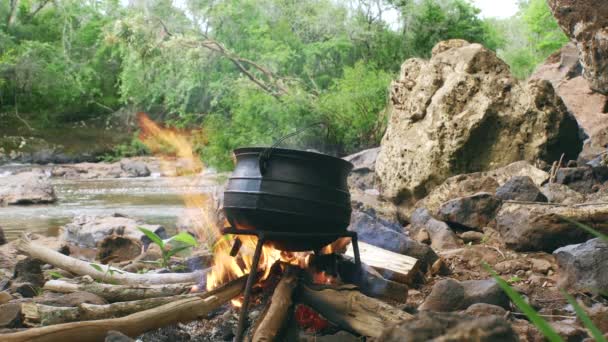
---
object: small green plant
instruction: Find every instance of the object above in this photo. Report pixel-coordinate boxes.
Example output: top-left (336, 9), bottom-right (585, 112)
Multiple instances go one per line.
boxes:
top-left (507, 275), bottom-right (523, 284)
top-left (480, 234), bottom-right (489, 245)
top-left (138, 227), bottom-right (199, 269)
top-left (90, 263), bottom-right (124, 284)
top-left (47, 271), bottom-right (64, 279)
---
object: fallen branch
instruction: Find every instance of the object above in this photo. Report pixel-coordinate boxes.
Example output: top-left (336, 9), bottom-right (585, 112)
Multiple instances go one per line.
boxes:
top-left (22, 295), bottom-right (194, 326)
top-left (17, 235), bottom-right (204, 285)
top-left (298, 283), bottom-right (413, 339)
top-left (44, 280), bottom-right (192, 302)
top-left (1, 275), bottom-right (247, 342)
top-left (252, 267), bottom-right (298, 342)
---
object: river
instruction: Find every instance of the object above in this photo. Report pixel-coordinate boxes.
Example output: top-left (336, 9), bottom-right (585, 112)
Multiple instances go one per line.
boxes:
top-left (0, 163), bottom-right (223, 241)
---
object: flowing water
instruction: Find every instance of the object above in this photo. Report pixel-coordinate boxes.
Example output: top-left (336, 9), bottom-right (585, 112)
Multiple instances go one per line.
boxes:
top-left (0, 164), bottom-right (223, 241)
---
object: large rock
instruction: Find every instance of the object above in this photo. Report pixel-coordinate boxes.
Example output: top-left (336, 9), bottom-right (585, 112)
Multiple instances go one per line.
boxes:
top-left (553, 238), bottom-right (608, 294)
top-left (410, 208), bottom-right (462, 251)
top-left (436, 193), bottom-right (502, 231)
top-left (496, 202), bottom-right (608, 252)
top-left (541, 183), bottom-right (586, 204)
top-left (411, 161), bottom-right (548, 219)
top-left (120, 160), bottom-right (150, 177)
top-left (495, 176), bottom-right (547, 202)
top-left (554, 166), bottom-right (608, 193)
top-left (376, 40), bottom-right (582, 204)
top-left (419, 278), bottom-right (510, 312)
top-left (548, 0), bottom-right (608, 94)
top-left (348, 210), bottom-right (437, 269)
top-left (380, 311), bottom-right (517, 342)
top-left (63, 214), bottom-right (164, 248)
top-left (0, 170), bottom-right (56, 205)
top-left (343, 147), bottom-right (379, 190)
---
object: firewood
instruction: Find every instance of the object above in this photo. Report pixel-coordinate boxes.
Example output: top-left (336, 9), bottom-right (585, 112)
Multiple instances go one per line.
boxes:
top-left (354, 261), bottom-right (409, 303)
top-left (344, 241), bottom-right (419, 284)
top-left (0, 275), bottom-right (247, 342)
top-left (298, 283), bottom-right (413, 339)
top-left (16, 235), bottom-right (205, 285)
top-left (252, 267), bottom-right (298, 342)
top-left (22, 295), bottom-right (194, 326)
top-left (44, 279), bottom-right (192, 302)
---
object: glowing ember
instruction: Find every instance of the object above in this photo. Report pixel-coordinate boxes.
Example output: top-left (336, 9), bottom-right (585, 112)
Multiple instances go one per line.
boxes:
top-left (294, 304), bottom-right (331, 332)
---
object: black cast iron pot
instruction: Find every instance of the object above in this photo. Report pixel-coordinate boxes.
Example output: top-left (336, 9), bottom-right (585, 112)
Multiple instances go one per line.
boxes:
top-left (223, 147), bottom-right (353, 251)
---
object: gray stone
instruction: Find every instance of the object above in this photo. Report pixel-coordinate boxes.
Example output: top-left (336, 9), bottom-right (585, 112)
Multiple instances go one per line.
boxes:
top-left (496, 176), bottom-right (547, 202)
top-left (13, 258), bottom-right (44, 288)
top-left (348, 210), bottom-right (438, 270)
top-left (120, 160), bottom-right (150, 178)
top-left (0, 170), bottom-right (56, 205)
top-left (460, 231), bottom-right (485, 244)
top-left (541, 183), bottom-right (586, 204)
top-left (496, 202), bottom-right (608, 252)
top-left (410, 208), bottom-right (462, 250)
top-left (464, 303), bottom-right (507, 317)
top-left (436, 193), bottom-right (502, 231)
top-left (344, 147), bottom-right (379, 190)
top-left (419, 278), bottom-right (509, 312)
top-left (554, 166), bottom-right (608, 193)
top-left (0, 303), bottom-right (21, 328)
top-left (554, 238), bottom-right (608, 294)
top-left (376, 39), bottom-right (581, 204)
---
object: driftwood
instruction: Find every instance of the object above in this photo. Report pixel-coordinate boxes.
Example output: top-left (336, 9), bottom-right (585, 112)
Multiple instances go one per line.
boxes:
top-left (252, 268), bottom-right (298, 342)
top-left (345, 241), bottom-right (419, 285)
top-left (0, 275), bottom-right (247, 342)
top-left (22, 295), bottom-right (194, 326)
top-left (298, 283), bottom-right (413, 339)
top-left (16, 235), bottom-right (204, 285)
top-left (44, 279), bottom-right (192, 302)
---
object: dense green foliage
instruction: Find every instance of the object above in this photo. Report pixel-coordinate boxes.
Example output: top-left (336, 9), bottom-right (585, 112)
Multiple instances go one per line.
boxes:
top-left (0, 0), bottom-right (571, 169)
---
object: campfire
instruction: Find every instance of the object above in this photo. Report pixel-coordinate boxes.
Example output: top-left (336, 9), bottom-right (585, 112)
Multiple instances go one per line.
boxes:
top-left (137, 113), bottom-right (421, 341)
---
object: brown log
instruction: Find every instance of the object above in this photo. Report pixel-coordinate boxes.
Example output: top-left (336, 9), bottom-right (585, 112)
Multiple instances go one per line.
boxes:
top-left (298, 283), bottom-right (413, 339)
top-left (0, 276), bottom-right (247, 342)
top-left (252, 268), bottom-right (298, 342)
top-left (345, 241), bottom-right (419, 285)
top-left (22, 295), bottom-right (194, 326)
top-left (16, 235), bottom-right (204, 285)
top-left (43, 279), bottom-right (192, 302)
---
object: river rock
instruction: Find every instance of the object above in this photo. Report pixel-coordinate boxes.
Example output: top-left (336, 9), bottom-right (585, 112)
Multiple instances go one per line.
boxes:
top-left (553, 238), bottom-right (608, 294)
top-left (464, 303), bottom-right (508, 317)
top-left (541, 183), bottom-right (586, 204)
top-left (410, 208), bottom-right (462, 250)
top-left (460, 231), bottom-right (485, 244)
top-left (419, 278), bottom-right (509, 312)
top-left (63, 214), bottom-right (164, 249)
top-left (436, 193), bottom-right (502, 231)
top-left (344, 147), bottom-right (379, 190)
top-left (411, 161), bottom-right (548, 219)
top-left (496, 202), bottom-right (608, 252)
top-left (0, 303), bottom-right (21, 328)
top-left (548, 0), bottom-right (608, 94)
top-left (0, 170), bottom-right (56, 205)
top-left (554, 166), bottom-right (608, 193)
top-left (380, 311), bottom-right (517, 342)
top-left (348, 210), bottom-right (438, 269)
top-left (120, 160), bottom-right (151, 177)
top-left (495, 176), bottom-right (547, 202)
top-left (376, 39), bottom-right (582, 205)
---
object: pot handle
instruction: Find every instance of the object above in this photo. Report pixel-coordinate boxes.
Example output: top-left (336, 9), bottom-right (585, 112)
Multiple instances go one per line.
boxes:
top-left (258, 122), bottom-right (325, 175)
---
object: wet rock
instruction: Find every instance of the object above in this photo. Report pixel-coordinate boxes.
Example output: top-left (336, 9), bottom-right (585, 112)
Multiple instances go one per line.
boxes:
top-left (63, 214), bottom-right (164, 249)
top-left (496, 176), bottom-right (547, 202)
top-left (0, 170), bottom-right (56, 205)
top-left (0, 303), bottom-right (21, 328)
top-left (348, 210), bottom-right (438, 270)
top-left (120, 160), bottom-right (150, 178)
top-left (548, 0), bottom-right (608, 94)
top-left (38, 291), bottom-right (107, 307)
top-left (554, 166), bottom-right (608, 193)
top-left (344, 147), bottom-right (379, 190)
top-left (376, 39), bottom-right (581, 204)
top-left (380, 311), bottom-right (517, 342)
top-left (419, 278), bottom-right (509, 312)
top-left (553, 238), bottom-right (608, 294)
top-left (460, 231), bottom-right (485, 244)
top-left (464, 303), bottom-right (507, 317)
top-left (0, 226), bottom-right (5, 245)
top-left (105, 330), bottom-right (135, 342)
top-left (436, 193), bottom-right (502, 231)
top-left (496, 202), bottom-right (608, 252)
top-left (410, 208), bottom-right (462, 250)
top-left (541, 183), bottom-right (586, 204)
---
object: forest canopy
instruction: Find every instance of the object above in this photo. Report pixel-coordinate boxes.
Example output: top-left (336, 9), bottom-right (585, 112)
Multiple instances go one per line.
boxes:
top-left (0, 0), bottom-right (568, 170)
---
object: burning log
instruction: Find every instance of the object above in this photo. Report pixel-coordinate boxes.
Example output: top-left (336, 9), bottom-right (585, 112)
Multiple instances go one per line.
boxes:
top-left (251, 267), bottom-right (298, 342)
top-left (0, 275), bottom-right (247, 342)
top-left (43, 279), bottom-right (193, 302)
top-left (21, 295), bottom-right (194, 326)
top-left (16, 235), bottom-right (204, 285)
top-left (298, 283), bottom-right (413, 339)
top-left (345, 241), bottom-right (419, 285)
